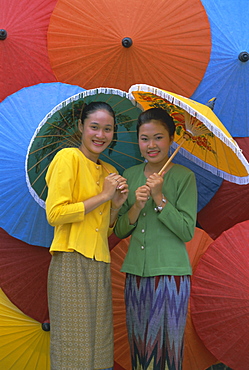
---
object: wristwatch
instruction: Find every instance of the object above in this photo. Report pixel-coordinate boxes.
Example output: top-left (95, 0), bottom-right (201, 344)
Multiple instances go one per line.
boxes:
top-left (154, 194), bottom-right (167, 212)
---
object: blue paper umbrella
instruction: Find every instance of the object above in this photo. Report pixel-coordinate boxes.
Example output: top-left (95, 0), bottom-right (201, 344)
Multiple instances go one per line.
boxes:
top-left (173, 152), bottom-right (223, 213)
top-left (0, 82), bottom-right (85, 247)
top-left (191, 0), bottom-right (249, 137)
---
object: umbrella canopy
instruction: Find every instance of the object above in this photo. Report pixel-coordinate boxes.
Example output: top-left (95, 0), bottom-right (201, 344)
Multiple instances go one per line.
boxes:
top-left (0, 0), bottom-right (57, 102)
top-left (0, 82), bottom-right (85, 247)
top-left (191, 0), bottom-right (249, 137)
top-left (0, 288), bottom-right (50, 369)
top-left (0, 228), bottom-right (51, 323)
top-left (182, 228), bottom-right (217, 370)
top-left (47, 0), bottom-right (211, 96)
top-left (173, 154), bottom-right (222, 212)
top-left (26, 87), bottom-right (143, 209)
top-left (129, 84), bottom-right (249, 184)
top-left (191, 220), bottom-right (249, 370)
top-left (197, 137), bottom-right (249, 239)
top-left (110, 229), bottom-right (217, 370)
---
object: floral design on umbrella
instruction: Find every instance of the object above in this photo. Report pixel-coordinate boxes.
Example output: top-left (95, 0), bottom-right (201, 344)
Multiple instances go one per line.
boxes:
top-left (0, 0), bottom-right (57, 102)
top-left (0, 82), bottom-right (85, 247)
top-left (191, 0), bottom-right (249, 137)
top-left (47, 0), bottom-right (211, 96)
top-left (129, 84), bottom-right (249, 184)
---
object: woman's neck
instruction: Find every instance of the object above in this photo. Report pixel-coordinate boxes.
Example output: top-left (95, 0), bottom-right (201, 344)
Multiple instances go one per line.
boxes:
top-left (144, 161), bottom-right (174, 177)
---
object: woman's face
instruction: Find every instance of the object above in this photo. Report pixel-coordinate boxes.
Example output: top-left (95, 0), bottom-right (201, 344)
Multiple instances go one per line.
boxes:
top-left (138, 120), bottom-right (174, 167)
top-left (78, 109), bottom-right (114, 162)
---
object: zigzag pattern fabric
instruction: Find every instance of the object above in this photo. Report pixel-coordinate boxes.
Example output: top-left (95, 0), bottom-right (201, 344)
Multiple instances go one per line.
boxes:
top-left (125, 274), bottom-right (190, 370)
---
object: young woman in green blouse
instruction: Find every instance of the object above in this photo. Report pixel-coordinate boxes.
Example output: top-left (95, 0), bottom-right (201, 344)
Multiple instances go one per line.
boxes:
top-left (46, 101), bottom-right (128, 370)
top-left (115, 107), bottom-right (197, 370)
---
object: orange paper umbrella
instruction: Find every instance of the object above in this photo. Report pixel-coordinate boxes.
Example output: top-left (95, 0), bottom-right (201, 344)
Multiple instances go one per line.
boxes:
top-left (191, 220), bottom-right (249, 370)
top-left (111, 237), bottom-right (131, 370)
top-left (110, 228), bottom-right (217, 370)
top-left (47, 0), bottom-right (211, 96)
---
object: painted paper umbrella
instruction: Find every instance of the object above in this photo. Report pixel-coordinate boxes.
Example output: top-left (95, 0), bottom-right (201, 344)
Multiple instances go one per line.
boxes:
top-left (0, 0), bottom-right (57, 102)
top-left (0, 288), bottom-right (50, 369)
top-left (191, 0), bottom-right (249, 137)
top-left (26, 87), bottom-right (143, 210)
top-left (0, 228), bottom-right (51, 324)
top-left (191, 220), bottom-right (249, 370)
top-left (129, 84), bottom-right (249, 184)
top-left (0, 82), bottom-right (85, 247)
top-left (110, 229), bottom-right (217, 370)
top-left (197, 137), bottom-right (249, 239)
top-left (47, 0), bottom-right (211, 96)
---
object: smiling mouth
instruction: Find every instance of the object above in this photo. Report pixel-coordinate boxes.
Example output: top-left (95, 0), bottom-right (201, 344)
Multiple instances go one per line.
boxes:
top-left (93, 140), bottom-right (106, 146)
top-left (147, 150), bottom-right (159, 157)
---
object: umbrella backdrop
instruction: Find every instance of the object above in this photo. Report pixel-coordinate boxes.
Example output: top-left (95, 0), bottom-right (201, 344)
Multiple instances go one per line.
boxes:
top-left (0, 228), bottom-right (51, 323)
top-left (26, 87), bottom-right (143, 209)
top-left (191, 220), bottom-right (249, 370)
top-left (0, 288), bottom-right (50, 370)
top-left (129, 84), bottom-right (249, 184)
top-left (47, 0), bottom-right (211, 96)
top-left (172, 153), bottom-right (222, 213)
top-left (110, 228), bottom-right (217, 370)
top-left (0, 0), bottom-right (57, 102)
top-left (197, 137), bottom-right (249, 239)
top-left (191, 0), bottom-right (249, 137)
top-left (0, 82), bottom-right (85, 247)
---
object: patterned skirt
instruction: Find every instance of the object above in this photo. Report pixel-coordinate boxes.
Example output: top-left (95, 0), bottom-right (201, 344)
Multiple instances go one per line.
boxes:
top-left (125, 274), bottom-right (190, 370)
top-left (48, 251), bottom-right (114, 370)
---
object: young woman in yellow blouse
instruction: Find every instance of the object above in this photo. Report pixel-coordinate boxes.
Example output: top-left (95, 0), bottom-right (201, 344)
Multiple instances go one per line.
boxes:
top-left (46, 101), bottom-right (128, 370)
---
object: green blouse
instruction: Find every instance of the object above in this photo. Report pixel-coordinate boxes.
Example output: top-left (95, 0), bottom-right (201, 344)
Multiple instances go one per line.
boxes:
top-left (114, 163), bottom-right (197, 277)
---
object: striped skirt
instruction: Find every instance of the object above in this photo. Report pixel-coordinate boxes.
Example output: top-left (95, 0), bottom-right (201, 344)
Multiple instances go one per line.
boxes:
top-left (125, 274), bottom-right (190, 370)
top-left (48, 251), bottom-right (114, 370)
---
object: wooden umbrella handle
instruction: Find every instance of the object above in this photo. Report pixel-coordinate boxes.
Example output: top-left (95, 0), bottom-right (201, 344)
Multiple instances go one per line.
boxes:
top-left (158, 134), bottom-right (190, 175)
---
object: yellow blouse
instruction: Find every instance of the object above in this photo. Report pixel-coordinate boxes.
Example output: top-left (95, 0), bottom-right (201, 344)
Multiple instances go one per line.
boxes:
top-left (45, 148), bottom-right (117, 263)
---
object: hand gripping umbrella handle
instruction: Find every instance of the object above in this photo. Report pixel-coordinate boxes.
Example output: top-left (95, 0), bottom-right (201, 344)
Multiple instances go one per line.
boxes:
top-left (158, 133), bottom-right (190, 176)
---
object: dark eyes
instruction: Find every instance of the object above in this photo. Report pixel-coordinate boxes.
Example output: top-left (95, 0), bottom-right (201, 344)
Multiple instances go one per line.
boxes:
top-left (140, 136), bottom-right (163, 141)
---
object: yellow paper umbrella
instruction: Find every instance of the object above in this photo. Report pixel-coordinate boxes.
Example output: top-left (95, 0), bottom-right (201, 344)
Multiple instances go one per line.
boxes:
top-left (129, 84), bottom-right (249, 184)
top-left (0, 289), bottom-right (50, 369)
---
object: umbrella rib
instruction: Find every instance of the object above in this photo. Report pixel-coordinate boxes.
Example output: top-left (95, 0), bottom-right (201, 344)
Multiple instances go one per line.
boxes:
top-left (101, 153), bottom-right (126, 170)
top-left (112, 140), bottom-right (139, 145)
top-left (28, 142), bottom-right (70, 173)
top-left (28, 136), bottom-right (80, 157)
top-left (107, 147), bottom-right (144, 162)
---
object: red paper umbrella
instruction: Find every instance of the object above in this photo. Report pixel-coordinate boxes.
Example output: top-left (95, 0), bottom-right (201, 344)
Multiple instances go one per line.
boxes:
top-left (197, 137), bottom-right (249, 239)
top-left (183, 228), bottom-right (217, 370)
top-left (47, 0), bottom-right (211, 96)
top-left (0, 228), bottom-right (51, 323)
top-left (0, 0), bottom-right (57, 101)
top-left (110, 229), bottom-right (217, 370)
top-left (191, 220), bottom-right (249, 370)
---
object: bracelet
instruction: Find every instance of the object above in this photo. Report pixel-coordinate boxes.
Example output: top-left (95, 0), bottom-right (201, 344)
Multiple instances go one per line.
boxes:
top-left (110, 207), bottom-right (121, 211)
top-left (154, 194), bottom-right (167, 213)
